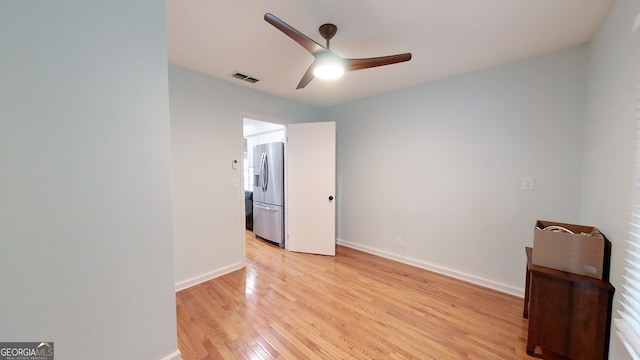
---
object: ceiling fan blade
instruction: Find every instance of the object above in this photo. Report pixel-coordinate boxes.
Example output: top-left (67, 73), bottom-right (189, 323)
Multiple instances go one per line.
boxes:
top-left (264, 13), bottom-right (325, 56)
top-left (344, 53), bottom-right (412, 72)
top-left (296, 64), bottom-right (315, 89)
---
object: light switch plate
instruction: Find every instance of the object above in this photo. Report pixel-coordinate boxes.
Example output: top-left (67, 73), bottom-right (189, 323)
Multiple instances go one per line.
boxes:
top-left (522, 177), bottom-right (535, 191)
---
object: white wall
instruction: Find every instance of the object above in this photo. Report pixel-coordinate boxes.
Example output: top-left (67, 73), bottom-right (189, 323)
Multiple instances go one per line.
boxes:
top-left (169, 65), bottom-right (324, 290)
top-left (325, 46), bottom-right (589, 295)
top-left (580, 0), bottom-right (640, 358)
top-left (0, 2), bottom-right (179, 360)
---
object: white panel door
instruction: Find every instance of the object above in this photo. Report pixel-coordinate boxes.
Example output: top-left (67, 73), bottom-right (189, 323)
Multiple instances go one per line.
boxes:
top-left (286, 122), bottom-right (336, 256)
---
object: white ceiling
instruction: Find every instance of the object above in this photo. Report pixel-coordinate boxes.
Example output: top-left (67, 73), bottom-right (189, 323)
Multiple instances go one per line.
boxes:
top-left (167, 0), bottom-right (613, 109)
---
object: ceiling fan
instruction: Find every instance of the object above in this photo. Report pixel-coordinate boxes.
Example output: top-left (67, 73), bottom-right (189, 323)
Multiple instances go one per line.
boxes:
top-left (264, 13), bottom-right (412, 89)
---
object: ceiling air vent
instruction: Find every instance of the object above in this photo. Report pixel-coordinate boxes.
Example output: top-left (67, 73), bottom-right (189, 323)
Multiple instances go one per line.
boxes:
top-left (232, 72), bottom-right (260, 84)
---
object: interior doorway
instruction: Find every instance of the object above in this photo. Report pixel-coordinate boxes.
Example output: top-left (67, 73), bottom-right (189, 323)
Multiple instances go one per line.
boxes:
top-left (242, 117), bottom-right (286, 250)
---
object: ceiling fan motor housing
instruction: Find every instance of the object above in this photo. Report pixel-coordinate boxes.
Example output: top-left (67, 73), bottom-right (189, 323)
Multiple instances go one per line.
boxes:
top-left (319, 23), bottom-right (337, 47)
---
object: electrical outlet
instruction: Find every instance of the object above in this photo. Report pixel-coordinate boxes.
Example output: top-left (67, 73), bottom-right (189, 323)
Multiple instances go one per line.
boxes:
top-left (395, 237), bottom-right (403, 247)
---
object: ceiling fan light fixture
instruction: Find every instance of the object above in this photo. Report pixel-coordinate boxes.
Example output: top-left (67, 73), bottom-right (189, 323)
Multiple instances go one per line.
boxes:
top-left (264, 13), bottom-right (412, 89)
top-left (313, 56), bottom-right (344, 80)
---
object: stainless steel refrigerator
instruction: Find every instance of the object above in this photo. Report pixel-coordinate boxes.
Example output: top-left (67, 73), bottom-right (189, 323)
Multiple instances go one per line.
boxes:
top-left (253, 142), bottom-right (285, 246)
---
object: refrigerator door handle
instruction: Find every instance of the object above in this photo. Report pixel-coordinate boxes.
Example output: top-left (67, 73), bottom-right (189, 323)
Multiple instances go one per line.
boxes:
top-left (263, 153), bottom-right (269, 192)
top-left (254, 203), bottom-right (279, 211)
top-left (259, 152), bottom-right (266, 192)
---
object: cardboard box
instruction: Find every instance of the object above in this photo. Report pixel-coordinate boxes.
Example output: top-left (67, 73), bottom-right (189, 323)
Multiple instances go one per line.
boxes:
top-left (532, 220), bottom-right (610, 280)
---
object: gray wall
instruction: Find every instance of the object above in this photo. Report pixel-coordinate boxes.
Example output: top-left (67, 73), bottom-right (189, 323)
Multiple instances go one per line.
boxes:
top-left (0, 1), bottom-right (179, 360)
top-left (169, 65), bottom-right (324, 290)
top-left (580, 0), bottom-right (640, 358)
top-left (325, 46), bottom-right (589, 295)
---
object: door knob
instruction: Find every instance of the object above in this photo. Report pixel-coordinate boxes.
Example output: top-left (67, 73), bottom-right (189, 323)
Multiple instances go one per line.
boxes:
top-left (328, 196), bottom-right (334, 201)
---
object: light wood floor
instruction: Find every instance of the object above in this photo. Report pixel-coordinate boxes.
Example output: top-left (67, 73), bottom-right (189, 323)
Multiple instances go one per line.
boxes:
top-left (176, 231), bottom-right (535, 359)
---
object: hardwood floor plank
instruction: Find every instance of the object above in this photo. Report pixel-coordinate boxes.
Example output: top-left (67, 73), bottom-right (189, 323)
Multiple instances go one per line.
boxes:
top-left (177, 231), bottom-right (532, 359)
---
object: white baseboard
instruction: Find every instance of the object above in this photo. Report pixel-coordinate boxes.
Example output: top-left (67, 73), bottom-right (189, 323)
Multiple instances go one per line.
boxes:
top-left (175, 262), bottom-right (244, 292)
top-left (336, 238), bottom-right (524, 298)
top-left (160, 349), bottom-right (181, 360)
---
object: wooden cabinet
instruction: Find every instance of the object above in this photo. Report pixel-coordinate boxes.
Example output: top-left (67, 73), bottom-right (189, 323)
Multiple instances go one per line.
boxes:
top-left (524, 247), bottom-right (614, 359)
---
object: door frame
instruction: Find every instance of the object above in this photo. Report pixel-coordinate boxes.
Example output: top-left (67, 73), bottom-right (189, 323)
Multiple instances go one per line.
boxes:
top-left (237, 112), bottom-right (288, 265)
